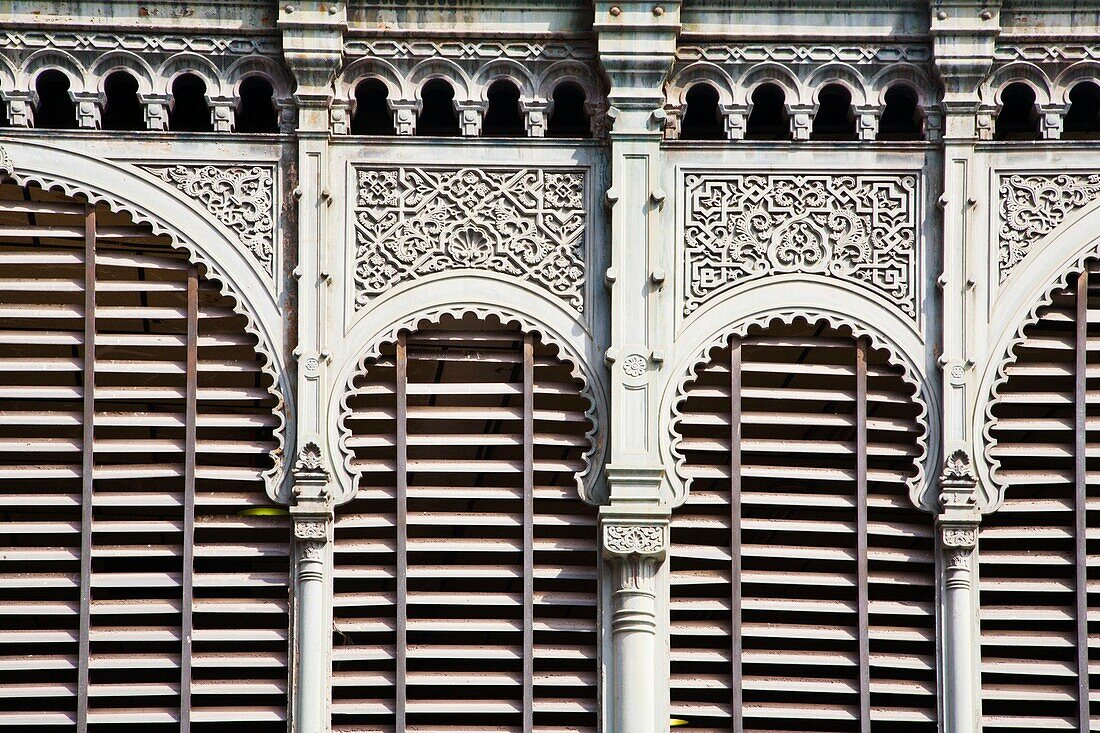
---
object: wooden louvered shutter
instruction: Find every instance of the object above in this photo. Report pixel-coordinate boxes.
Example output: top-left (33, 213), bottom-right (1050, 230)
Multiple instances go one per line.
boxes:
top-left (333, 314), bottom-right (597, 733)
top-left (670, 320), bottom-right (935, 732)
top-left (0, 183), bottom-right (288, 731)
top-left (984, 264), bottom-right (1100, 731)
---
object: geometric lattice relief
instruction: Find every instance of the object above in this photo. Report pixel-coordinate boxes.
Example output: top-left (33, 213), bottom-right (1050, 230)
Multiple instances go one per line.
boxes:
top-left (353, 167), bottom-right (586, 312)
top-left (999, 173), bottom-right (1100, 282)
top-left (683, 173), bottom-right (919, 318)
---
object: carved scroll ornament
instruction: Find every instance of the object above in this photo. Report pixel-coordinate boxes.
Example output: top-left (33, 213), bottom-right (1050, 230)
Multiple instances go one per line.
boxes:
top-left (999, 173), bottom-right (1100, 282)
top-left (353, 166), bottom-right (586, 311)
top-left (144, 164), bottom-right (276, 276)
top-left (683, 173), bottom-right (918, 318)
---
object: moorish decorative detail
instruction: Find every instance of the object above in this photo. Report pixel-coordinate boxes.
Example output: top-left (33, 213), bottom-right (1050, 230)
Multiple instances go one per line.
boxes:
top-left (143, 164), bottom-right (277, 276)
top-left (294, 521), bottom-right (327, 540)
top-left (603, 524), bottom-right (666, 555)
top-left (0, 30), bottom-right (280, 54)
top-left (941, 527), bottom-right (978, 548)
top-left (353, 166), bottom-right (586, 311)
top-left (683, 173), bottom-right (919, 317)
top-left (999, 173), bottom-right (1100, 282)
top-left (344, 39), bottom-right (596, 60)
top-left (675, 43), bottom-right (931, 64)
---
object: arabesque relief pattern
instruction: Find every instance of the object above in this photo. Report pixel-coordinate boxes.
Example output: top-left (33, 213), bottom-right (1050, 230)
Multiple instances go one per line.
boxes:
top-left (353, 166), bottom-right (587, 311)
top-left (999, 172), bottom-right (1100, 281)
top-left (683, 172), bottom-right (919, 317)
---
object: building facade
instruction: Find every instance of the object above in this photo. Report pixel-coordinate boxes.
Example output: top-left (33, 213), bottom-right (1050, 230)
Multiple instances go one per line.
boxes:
top-left (0, 1), bottom-right (1098, 732)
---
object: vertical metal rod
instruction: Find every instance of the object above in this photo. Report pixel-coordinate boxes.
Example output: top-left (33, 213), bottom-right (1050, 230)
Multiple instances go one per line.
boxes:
top-left (395, 334), bottom-right (409, 731)
top-left (522, 334), bottom-right (535, 732)
top-left (855, 338), bottom-right (871, 733)
top-left (729, 336), bottom-right (744, 733)
top-left (1075, 269), bottom-right (1090, 733)
top-left (77, 205), bottom-right (95, 732)
top-left (181, 265), bottom-right (198, 731)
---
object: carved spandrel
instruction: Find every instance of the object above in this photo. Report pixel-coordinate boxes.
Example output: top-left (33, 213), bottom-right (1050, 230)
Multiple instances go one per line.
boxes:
top-left (352, 166), bottom-right (586, 311)
top-left (999, 173), bottom-right (1100, 282)
top-left (682, 173), bottom-right (919, 319)
top-left (143, 164), bottom-right (276, 277)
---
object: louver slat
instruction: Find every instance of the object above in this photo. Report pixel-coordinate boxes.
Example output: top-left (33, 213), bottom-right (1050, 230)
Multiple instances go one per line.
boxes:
top-left (670, 320), bottom-right (934, 732)
top-left (0, 183), bottom-right (287, 731)
top-left (984, 265), bottom-right (1100, 732)
top-left (334, 316), bottom-right (597, 733)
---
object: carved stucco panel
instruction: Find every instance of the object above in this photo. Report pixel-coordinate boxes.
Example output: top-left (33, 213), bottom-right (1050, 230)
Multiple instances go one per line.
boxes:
top-left (682, 172), bottom-right (919, 319)
top-left (999, 173), bottom-right (1100, 282)
top-left (353, 166), bottom-right (586, 312)
top-left (142, 163), bottom-right (277, 278)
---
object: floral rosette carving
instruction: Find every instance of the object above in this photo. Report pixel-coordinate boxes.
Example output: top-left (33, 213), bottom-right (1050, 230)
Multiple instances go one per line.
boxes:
top-left (603, 524), bottom-right (665, 555)
top-left (145, 164), bottom-right (276, 276)
top-left (683, 173), bottom-right (918, 318)
top-left (353, 167), bottom-right (586, 311)
top-left (999, 173), bottom-right (1100, 282)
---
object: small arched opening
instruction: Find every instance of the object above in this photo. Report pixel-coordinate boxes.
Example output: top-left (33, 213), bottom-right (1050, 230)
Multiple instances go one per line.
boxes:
top-left (745, 83), bottom-right (790, 140)
top-left (416, 78), bottom-right (459, 137)
top-left (811, 83), bottom-right (857, 141)
top-left (994, 82), bottom-right (1040, 141)
top-left (102, 70), bottom-right (144, 131)
top-left (235, 75), bottom-right (279, 134)
top-left (351, 78), bottom-right (395, 135)
top-left (680, 83), bottom-right (724, 140)
top-left (169, 73), bottom-right (213, 133)
top-left (877, 84), bottom-right (923, 141)
top-left (482, 78), bottom-right (524, 137)
top-left (548, 81), bottom-right (590, 138)
top-left (1063, 81), bottom-right (1100, 139)
top-left (34, 70), bottom-right (78, 129)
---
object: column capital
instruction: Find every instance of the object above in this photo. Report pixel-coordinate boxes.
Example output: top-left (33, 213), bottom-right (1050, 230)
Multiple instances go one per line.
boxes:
top-left (601, 516), bottom-right (669, 560)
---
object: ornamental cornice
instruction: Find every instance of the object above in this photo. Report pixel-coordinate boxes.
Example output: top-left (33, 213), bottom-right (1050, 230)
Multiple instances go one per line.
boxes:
top-left (675, 43), bottom-right (931, 65)
top-left (344, 38), bottom-right (597, 61)
top-left (0, 30), bottom-right (280, 56)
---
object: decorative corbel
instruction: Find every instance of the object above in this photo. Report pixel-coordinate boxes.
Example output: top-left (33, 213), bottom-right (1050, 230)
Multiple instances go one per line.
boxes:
top-left (389, 99), bottom-right (421, 136)
top-left (139, 93), bottom-right (170, 131)
top-left (789, 104), bottom-right (813, 141)
top-left (209, 98), bottom-right (236, 132)
top-left (1, 92), bottom-right (34, 128)
top-left (330, 99), bottom-right (351, 135)
top-left (521, 97), bottom-right (549, 138)
top-left (278, 0), bottom-right (346, 133)
top-left (72, 92), bottom-right (102, 129)
top-left (455, 100), bottom-right (487, 137)
top-left (1040, 104), bottom-right (1066, 140)
top-left (855, 105), bottom-right (880, 141)
top-left (720, 103), bottom-right (747, 140)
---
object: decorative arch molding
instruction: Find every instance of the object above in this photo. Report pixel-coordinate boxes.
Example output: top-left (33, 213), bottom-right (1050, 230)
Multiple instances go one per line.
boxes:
top-left (663, 286), bottom-right (936, 512)
top-left (21, 48), bottom-right (87, 92)
top-left (804, 62), bottom-right (870, 106)
top-left (0, 139), bottom-right (294, 502)
top-left (87, 50), bottom-right (157, 95)
top-left (978, 205), bottom-right (1100, 512)
top-left (666, 61), bottom-right (737, 106)
top-left (331, 278), bottom-right (609, 508)
top-left (979, 60), bottom-right (1054, 107)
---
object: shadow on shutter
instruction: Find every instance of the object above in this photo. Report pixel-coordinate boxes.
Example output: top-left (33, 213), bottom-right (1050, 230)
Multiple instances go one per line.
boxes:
top-left (0, 182), bottom-right (288, 732)
top-left (333, 313), bottom-right (598, 733)
top-left (670, 318), bottom-right (935, 732)
top-left (985, 265), bottom-right (1097, 731)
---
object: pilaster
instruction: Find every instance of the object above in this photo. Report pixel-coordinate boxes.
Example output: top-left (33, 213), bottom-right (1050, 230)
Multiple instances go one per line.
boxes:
top-left (931, 3), bottom-right (1000, 731)
top-left (595, 2), bottom-right (680, 732)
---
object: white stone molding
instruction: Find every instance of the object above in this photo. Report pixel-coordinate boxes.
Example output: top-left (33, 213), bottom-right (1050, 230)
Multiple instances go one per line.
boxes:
top-left (676, 43), bottom-right (933, 66)
top-left (87, 50), bottom-right (157, 97)
top-left (681, 171), bottom-right (920, 321)
top-left (805, 61), bottom-right (871, 107)
top-left (351, 165), bottom-right (587, 313)
top-left (978, 60), bottom-right (1054, 109)
top-left (332, 298), bottom-right (608, 507)
top-left (665, 309), bottom-right (934, 511)
top-left (344, 38), bottom-right (598, 62)
top-left (142, 163), bottom-right (278, 278)
top-left (0, 30), bottom-right (281, 56)
top-left (158, 51), bottom-right (224, 97)
top-left (998, 172), bottom-right (1100, 283)
top-left (0, 139), bottom-right (294, 502)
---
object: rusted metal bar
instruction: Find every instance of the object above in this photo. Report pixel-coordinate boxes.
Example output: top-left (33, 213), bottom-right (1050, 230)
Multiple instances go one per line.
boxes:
top-left (1075, 269), bottom-right (1089, 733)
top-left (855, 337), bottom-right (870, 733)
top-left (522, 333), bottom-right (535, 732)
top-left (729, 335), bottom-right (744, 733)
top-left (180, 264), bottom-right (198, 731)
top-left (77, 204), bottom-right (95, 732)
top-left (395, 333), bottom-right (409, 731)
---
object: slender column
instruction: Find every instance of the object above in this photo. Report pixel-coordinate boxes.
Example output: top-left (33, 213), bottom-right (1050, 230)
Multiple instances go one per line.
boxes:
top-left (601, 520), bottom-right (668, 733)
top-left (77, 205), bottom-right (95, 731)
top-left (1075, 271), bottom-right (1090, 731)
top-left (293, 515), bottom-right (328, 733)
